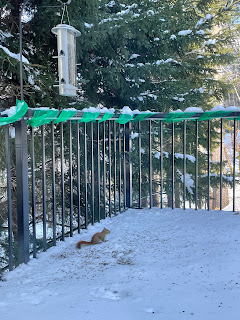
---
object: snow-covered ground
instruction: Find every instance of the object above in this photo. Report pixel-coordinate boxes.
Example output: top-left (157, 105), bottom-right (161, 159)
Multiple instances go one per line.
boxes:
top-left (1, 208), bottom-right (240, 320)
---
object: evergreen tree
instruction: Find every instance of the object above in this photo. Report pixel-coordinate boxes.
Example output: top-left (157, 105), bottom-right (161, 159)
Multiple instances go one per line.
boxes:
top-left (1, 0), bottom-right (239, 111)
top-left (0, 0), bottom-right (93, 108)
top-left (73, 0), bottom-right (240, 112)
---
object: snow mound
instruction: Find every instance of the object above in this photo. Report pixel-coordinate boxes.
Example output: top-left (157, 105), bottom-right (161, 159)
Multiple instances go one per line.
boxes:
top-left (1, 208), bottom-right (240, 320)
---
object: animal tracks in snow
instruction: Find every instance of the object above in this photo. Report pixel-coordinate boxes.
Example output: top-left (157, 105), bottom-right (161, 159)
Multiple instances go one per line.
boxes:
top-left (91, 287), bottom-right (130, 301)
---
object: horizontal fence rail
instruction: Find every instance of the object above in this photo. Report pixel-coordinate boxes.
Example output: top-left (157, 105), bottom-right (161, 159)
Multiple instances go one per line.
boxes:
top-left (0, 105), bottom-right (240, 273)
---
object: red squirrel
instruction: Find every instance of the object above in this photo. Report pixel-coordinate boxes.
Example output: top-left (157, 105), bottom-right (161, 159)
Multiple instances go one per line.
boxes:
top-left (76, 228), bottom-right (110, 249)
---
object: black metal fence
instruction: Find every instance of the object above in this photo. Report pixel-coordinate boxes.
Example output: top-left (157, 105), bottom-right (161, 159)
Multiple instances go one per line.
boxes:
top-left (0, 115), bottom-right (239, 273)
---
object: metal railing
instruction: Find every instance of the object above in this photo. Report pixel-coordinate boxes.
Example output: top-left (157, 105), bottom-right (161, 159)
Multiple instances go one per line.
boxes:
top-left (0, 114), bottom-right (239, 273)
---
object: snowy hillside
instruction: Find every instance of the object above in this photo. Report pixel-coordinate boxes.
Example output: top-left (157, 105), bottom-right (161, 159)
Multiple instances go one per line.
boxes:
top-left (1, 208), bottom-right (240, 320)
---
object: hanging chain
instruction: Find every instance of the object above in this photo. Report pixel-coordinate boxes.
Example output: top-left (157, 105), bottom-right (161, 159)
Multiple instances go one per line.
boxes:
top-left (60, 3), bottom-right (71, 25)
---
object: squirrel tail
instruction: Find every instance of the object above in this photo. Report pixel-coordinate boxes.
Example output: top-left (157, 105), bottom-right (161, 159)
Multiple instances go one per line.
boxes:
top-left (76, 240), bottom-right (93, 249)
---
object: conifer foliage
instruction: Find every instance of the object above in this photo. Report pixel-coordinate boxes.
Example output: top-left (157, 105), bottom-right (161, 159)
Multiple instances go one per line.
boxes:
top-left (0, 0), bottom-right (239, 111)
top-left (76, 0), bottom-right (240, 112)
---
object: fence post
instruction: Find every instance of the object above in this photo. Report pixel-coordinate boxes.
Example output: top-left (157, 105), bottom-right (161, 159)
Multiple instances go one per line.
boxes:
top-left (15, 119), bottom-right (29, 264)
top-left (125, 122), bottom-right (132, 208)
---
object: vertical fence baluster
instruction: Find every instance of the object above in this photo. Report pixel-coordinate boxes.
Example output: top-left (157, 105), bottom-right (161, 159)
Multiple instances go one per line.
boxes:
top-left (91, 121), bottom-right (95, 224)
top-left (41, 125), bottom-right (47, 251)
top-left (125, 122), bottom-right (132, 208)
top-left (160, 121), bottom-right (163, 209)
top-left (123, 124), bottom-right (126, 209)
top-left (97, 121), bottom-right (101, 222)
top-left (76, 121), bottom-right (81, 233)
top-left (220, 118), bottom-right (223, 211)
top-left (60, 122), bottom-right (65, 240)
top-left (172, 122), bottom-right (175, 209)
top-left (51, 121), bottom-right (56, 245)
top-left (118, 123), bottom-right (122, 212)
top-left (195, 120), bottom-right (198, 210)
top-left (103, 122), bottom-right (106, 218)
top-left (84, 122), bottom-right (88, 228)
top-left (149, 120), bottom-right (152, 208)
top-left (30, 127), bottom-right (36, 258)
top-left (207, 120), bottom-right (210, 211)
top-left (233, 118), bottom-right (236, 212)
top-left (15, 119), bottom-right (29, 264)
top-left (5, 124), bottom-right (13, 270)
top-left (108, 121), bottom-right (112, 217)
top-left (138, 122), bottom-right (142, 209)
top-left (183, 121), bottom-right (186, 210)
top-left (113, 122), bottom-right (117, 214)
top-left (69, 121), bottom-right (73, 236)
top-left (30, 127), bottom-right (37, 260)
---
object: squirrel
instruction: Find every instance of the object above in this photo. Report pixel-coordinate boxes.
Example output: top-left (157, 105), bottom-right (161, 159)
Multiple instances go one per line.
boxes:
top-left (76, 228), bottom-right (110, 249)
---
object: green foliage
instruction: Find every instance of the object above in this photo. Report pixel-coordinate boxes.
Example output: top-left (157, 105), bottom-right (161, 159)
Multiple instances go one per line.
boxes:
top-left (1, 0), bottom-right (239, 111)
top-left (72, 0), bottom-right (240, 112)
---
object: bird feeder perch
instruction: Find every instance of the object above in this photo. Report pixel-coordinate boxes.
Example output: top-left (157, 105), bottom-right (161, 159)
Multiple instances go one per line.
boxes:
top-left (51, 24), bottom-right (81, 96)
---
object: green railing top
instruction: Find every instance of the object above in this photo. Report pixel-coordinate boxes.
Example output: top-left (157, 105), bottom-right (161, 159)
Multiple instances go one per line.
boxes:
top-left (27, 108), bottom-right (59, 127)
top-left (0, 100), bottom-right (28, 126)
top-left (54, 108), bottom-right (77, 124)
top-left (162, 111), bottom-right (198, 123)
top-left (1, 101), bottom-right (240, 127)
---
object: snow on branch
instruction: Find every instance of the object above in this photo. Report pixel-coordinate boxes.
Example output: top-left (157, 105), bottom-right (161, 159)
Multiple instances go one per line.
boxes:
top-left (0, 45), bottom-right (29, 64)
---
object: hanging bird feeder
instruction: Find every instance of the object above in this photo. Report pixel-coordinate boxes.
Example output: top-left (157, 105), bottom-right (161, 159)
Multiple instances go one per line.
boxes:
top-left (51, 23), bottom-right (81, 96)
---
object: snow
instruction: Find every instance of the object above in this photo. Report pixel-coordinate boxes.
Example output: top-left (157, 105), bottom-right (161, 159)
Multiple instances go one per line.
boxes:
top-left (170, 34), bottom-right (176, 40)
top-left (146, 10), bottom-right (156, 16)
top-left (174, 153), bottom-right (196, 163)
top-left (178, 29), bottom-right (192, 36)
top-left (156, 58), bottom-right (181, 65)
top-left (170, 109), bottom-right (183, 113)
top-left (177, 169), bottom-right (194, 194)
top-left (184, 107), bottom-right (203, 113)
top-left (121, 106), bottom-right (138, 114)
top-left (30, 107), bottom-right (56, 111)
top-left (84, 22), bottom-right (94, 28)
top-left (0, 30), bottom-right (12, 39)
top-left (126, 58), bottom-right (182, 68)
top-left (210, 105), bottom-right (225, 112)
top-left (0, 45), bottom-right (29, 64)
top-left (139, 91), bottom-right (157, 100)
top-left (106, 1), bottom-right (116, 8)
top-left (195, 14), bottom-right (213, 28)
top-left (173, 96), bottom-right (185, 102)
top-left (129, 54), bottom-right (140, 59)
top-left (82, 106), bottom-right (115, 114)
top-left (116, 3), bottom-right (138, 16)
top-left (225, 106), bottom-right (240, 112)
top-left (125, 63), bottom-right (135, 67)
top-left (1, 106), bottom-right (17, 117)
top-left (196, 18), bottom-right (205, 28)
top-left (196, 30), bottom-right (205, 35)
top-left (1, 207), bottom-right (240, 320)
top-left (155, 152), bottom-right (195, 163)
top-left (120, 106), bottom-right (153, 115)
top-left (131, 132), bottom-right (139, 139)
top-left (205, 14), bottom-right (213, 20)
top-left (205, 39), bottom-right (217, 45)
